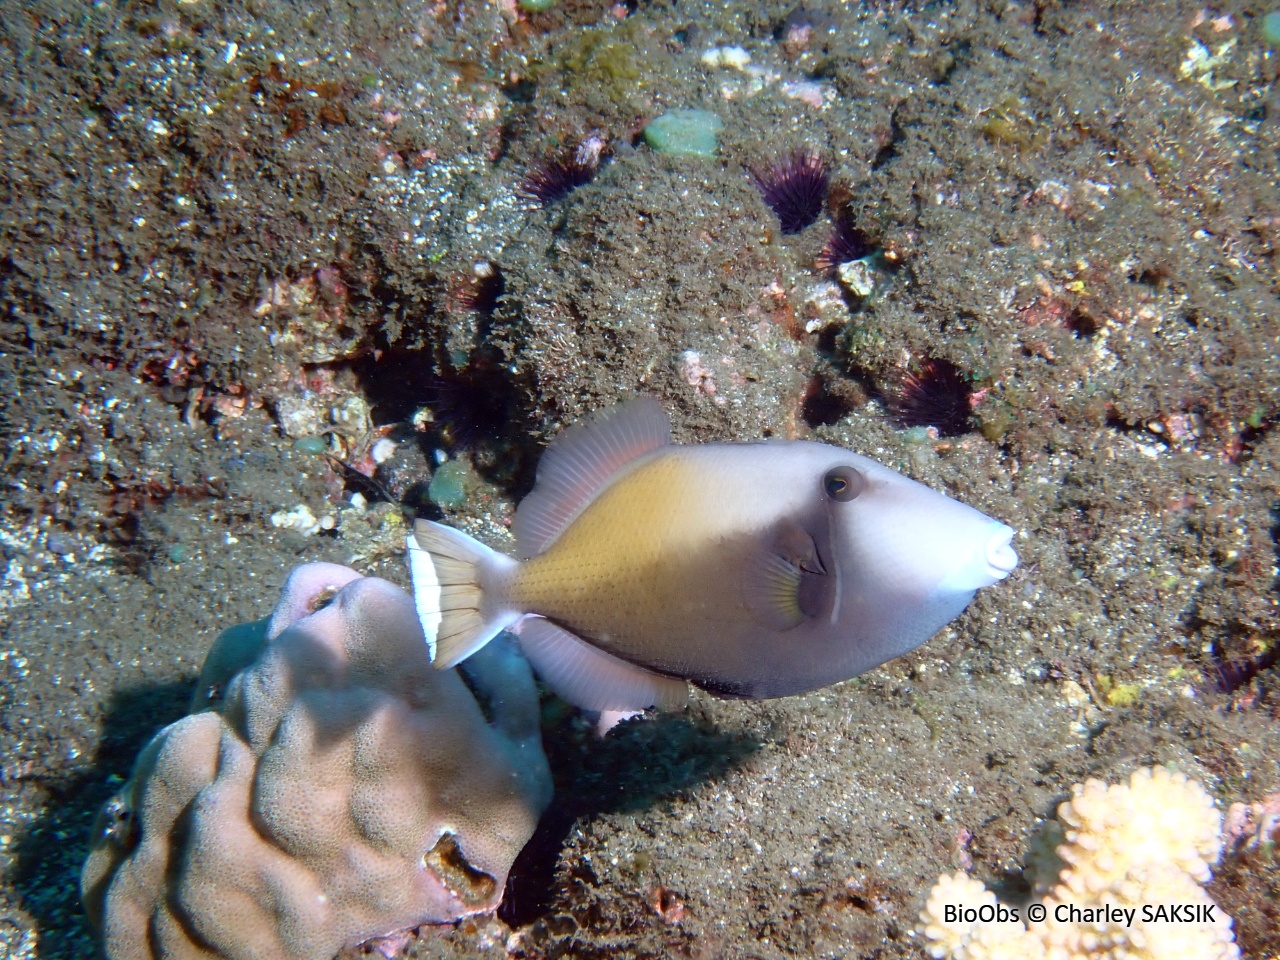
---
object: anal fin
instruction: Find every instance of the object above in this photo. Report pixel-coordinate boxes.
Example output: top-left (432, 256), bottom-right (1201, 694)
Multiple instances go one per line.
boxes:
top-left (514, 616), bottom-right (688, 712)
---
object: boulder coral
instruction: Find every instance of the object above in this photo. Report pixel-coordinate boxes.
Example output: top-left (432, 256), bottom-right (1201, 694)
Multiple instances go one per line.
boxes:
top-left (919, 766), bottom-right (1239, 960)
top-left (82, 562), bottom-right (552, 960)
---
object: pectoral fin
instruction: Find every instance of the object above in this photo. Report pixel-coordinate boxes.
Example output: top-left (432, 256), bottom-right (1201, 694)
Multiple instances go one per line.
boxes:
top-left (743, 550), bottom-right (806, 630)
top-left (744, 522), bottom-right (830, 629)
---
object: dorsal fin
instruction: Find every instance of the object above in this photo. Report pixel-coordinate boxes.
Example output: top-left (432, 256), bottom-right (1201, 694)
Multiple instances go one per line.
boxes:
top-left (512, 397), bottom-right (670, 559)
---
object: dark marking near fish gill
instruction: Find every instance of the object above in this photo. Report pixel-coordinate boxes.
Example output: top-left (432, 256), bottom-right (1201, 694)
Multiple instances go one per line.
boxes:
top-left (693, 673), bottom-right (762, 699)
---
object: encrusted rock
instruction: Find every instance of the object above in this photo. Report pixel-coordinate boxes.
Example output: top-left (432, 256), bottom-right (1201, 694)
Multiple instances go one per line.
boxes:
top-left (82, 563), bottom-right (552, 960)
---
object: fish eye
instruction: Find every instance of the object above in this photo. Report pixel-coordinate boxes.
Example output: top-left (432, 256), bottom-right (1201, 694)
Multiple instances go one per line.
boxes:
top-left (823, 467), bottom-right (864, 502)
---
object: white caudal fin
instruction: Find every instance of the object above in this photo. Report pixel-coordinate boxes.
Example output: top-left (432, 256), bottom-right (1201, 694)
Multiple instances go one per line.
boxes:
top-left (408, 520), bottom-right (520, 668)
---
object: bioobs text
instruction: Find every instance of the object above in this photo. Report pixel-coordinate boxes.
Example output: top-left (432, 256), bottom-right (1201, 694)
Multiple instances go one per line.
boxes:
top-left (938, 903), bottom-right (1222, 926)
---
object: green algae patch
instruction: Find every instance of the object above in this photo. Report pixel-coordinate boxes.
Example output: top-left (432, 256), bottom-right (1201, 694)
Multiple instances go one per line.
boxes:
top-left (428, 460), bottom-right (473, 510)
top-left (977, 399), bottom-right (1015, 443)
top-left (1097, 675), bottom-right (1142, 708)
top-left (559, 26), bottom-right (642, 86)
top-left (978, 95), bottom-right (1048, 152)
top-left (530, 17), bottom-right (674, 109)
top-left (644, 109), bottom-right (724, 157)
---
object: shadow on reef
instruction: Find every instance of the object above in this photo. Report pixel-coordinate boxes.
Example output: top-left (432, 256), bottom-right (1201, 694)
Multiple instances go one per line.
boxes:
top-left (8, 680), bottom-right (194, 960)
top-left (343, 337), bottom-right (542, 506)
top-left (500, 707), bottom-right (760, 927)
top-left (1214, 842), bottom-right (1280, 958)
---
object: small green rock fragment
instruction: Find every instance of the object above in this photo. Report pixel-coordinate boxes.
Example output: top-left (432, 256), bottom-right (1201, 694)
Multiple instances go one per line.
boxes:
top-left (293, 436), bottom-right (329, 455)
top-left (518, 0), bottom-right (555, 9)
top-left (643, 109), bottom-right (724, 157)
top-left (1262, 10), bottom-right (1280, 45)
top-left (428, 460), bottom-right (472, 510)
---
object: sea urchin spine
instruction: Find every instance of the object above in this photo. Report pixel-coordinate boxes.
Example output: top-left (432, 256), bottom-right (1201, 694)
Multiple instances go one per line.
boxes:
top-left (815, 216), bottom-right (872, 273)
top-left (885, 358), bottom-right (974, 438)
top-left (427, 356), bottom-right (517, 450)
top-left (518, 136), bottom-right (606, 206)
top-left (751, 149), bottom-right (830, 235)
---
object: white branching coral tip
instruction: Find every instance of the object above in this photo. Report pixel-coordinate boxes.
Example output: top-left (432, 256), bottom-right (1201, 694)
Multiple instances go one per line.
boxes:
top-left (918, 766), bottom-right (1241, 960)
top-left (922, 872), bottom-right (1025, 960)
top-left (1057, 766), bottom-right (1222, 890)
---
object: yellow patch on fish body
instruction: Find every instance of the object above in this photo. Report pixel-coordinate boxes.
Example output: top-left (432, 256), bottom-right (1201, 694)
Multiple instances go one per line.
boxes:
top-left (505, 451), bottom-right (758, 669)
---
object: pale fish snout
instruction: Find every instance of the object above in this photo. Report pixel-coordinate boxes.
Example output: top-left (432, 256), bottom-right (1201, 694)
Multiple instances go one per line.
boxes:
top-left (935, 522), bottom-right (1018, 594)
top-left (984, 525), bottom-right (1018, 579)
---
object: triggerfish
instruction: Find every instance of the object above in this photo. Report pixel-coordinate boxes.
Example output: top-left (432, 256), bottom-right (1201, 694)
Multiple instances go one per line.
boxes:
top-left (408, 398), bottom-right (1017, 711)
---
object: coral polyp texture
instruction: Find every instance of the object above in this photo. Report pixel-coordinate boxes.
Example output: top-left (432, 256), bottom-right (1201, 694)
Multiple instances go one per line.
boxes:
top-left (919, 766), bottom-right (1239, 960)
top-left (81, 563), bottom-right (552, 960)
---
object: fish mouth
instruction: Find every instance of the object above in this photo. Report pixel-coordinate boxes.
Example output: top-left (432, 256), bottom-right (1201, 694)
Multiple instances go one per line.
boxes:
top-left (984, 526), bottom-right (1018, 579)
top-left (926, 522), bottom-right (1020, 595)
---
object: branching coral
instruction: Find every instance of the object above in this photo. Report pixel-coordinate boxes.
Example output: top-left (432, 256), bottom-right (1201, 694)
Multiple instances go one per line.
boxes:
top-left (920, 766), bottom-right (1239, 960)
top-left (82, 563), bottom-right (552, 960)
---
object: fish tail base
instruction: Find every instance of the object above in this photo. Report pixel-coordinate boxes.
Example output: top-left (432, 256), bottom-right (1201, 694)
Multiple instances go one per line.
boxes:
top-left (409, 520), bottom-right (520, 668)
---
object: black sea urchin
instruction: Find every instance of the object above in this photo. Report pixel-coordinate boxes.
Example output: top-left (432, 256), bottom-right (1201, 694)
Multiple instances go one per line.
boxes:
top-left (885, 358), bottom-right (974, 438)
top-left (518, 136), bottom-right (606, 206)
top-left (815, 216), bottom-right (872, 273)
top-left (751, 149), bottom-right (830, 234)
top-left (446, 261), bottom-right (505, 316)
top-left (428, 360), bottom-right (517, 450)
